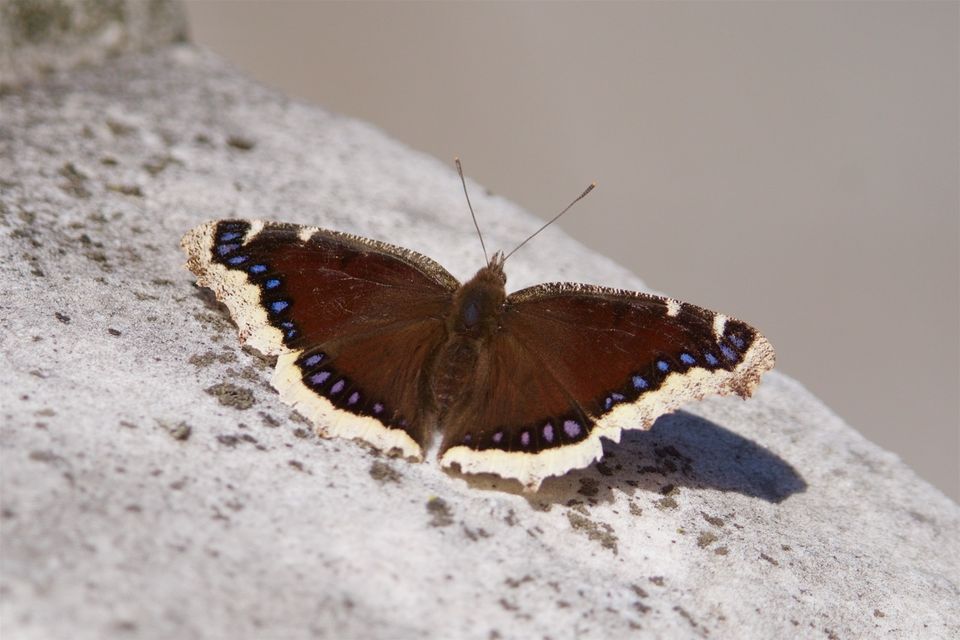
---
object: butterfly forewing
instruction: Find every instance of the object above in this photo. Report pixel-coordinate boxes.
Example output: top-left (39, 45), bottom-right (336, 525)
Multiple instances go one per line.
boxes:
top-left (182, 220), bottom-right (459, 457)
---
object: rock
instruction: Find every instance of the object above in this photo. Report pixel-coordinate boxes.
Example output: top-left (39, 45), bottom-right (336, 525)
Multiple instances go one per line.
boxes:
top-left (1, 46), bottom-right (958, 639)
top-left (0, 0), bottom-right (187, 88)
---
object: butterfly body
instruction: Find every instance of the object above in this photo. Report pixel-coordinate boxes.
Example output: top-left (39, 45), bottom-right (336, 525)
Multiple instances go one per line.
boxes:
top-left (182, 219), bottom-right (775, 491)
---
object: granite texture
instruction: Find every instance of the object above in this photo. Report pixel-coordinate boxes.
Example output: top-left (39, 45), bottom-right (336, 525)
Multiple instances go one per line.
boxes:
top-left (0, 0), bottom-right (187, 88)
top-left (1, 46), bottom-right (958, 639)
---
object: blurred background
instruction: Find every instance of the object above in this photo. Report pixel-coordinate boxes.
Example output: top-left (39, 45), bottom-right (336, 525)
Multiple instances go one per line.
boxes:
top-left (184, 1), bottom-right (958, 501)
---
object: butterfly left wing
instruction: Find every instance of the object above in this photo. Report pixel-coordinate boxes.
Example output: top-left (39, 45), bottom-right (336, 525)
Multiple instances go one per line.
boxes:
top-left (439, 283), bottom-right (775, 490)
top-left (182, 220), bottom-right (459, 459)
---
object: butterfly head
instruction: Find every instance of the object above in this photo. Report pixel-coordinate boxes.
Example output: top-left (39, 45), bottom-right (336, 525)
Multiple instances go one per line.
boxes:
top-left (452, 254), bottom-right (507, 336)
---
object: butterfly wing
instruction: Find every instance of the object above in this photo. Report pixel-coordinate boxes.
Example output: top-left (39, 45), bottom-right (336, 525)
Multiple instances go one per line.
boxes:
top-left (439, 282), bottom-right (776, 489)
top-left (182, 220), bottom-right (459, 458)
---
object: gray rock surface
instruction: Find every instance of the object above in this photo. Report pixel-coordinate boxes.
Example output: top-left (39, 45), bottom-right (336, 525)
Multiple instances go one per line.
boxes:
top-left (1, 46), bottom-right (958, 639)
top-left (0, 0), bottom-right (187, 88)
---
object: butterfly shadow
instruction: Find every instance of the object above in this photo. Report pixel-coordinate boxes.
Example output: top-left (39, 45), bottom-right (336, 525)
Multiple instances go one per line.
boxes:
top-left (451, 411), bottom-right (807, 506)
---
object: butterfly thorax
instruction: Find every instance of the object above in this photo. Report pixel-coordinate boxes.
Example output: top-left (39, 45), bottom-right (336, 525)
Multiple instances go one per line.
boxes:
top-left (449, 260), bottom-right (507, 337)
top-left (429, 259), bottom-right (507, 416)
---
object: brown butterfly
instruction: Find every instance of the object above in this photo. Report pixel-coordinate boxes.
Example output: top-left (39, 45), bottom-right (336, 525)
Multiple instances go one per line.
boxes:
top-left (181, 163), bottom-right (775, 491)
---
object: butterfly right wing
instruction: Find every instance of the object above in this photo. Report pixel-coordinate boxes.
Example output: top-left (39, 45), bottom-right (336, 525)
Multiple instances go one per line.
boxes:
top-left (439, 282), bottom-right (775, 489)
top-left (182, 220), bottom-right (458, 458)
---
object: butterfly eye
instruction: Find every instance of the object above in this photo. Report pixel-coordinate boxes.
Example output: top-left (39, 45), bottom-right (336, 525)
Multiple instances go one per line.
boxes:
top-left (463, 300), bottom-right (481, 327)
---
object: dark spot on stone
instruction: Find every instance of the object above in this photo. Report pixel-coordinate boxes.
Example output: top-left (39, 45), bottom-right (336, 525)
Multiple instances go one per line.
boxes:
top-left (633, 601), bottom-right (651, 614)
top-left (289, 410), bottom-right (311, 425)
top-left (697, 532), bottom-right (717, 548)
top-left (656, 496), bottom-right (678, 510)
top-left (369, 460), bottom-right (402, 484)
top-left (259, 412), bottom-right (280, 427)
top-left (143, 155), bottom-right (179, 176)
top-left (462, 525), bottom-right (490, 541)
top-left (101, 156), bottom-right (118, 166)
top-left (673, 605), bottom-right (698, 628)
top-left (119, 421), bottom-right (137, 429)
top-left (874, 609), bottom-right (885, 618)
top-left (28, 450), bottom-right (60, 464)
top-left (113, 620), bottom-right (138, 633)
top-left (426, 497), bottom-right (454, 528)
top-left (227, 136), bottom-right (255, 151)
top-left (125, 504), bottom-right (142, 513)
top-left (1, 508), bottom-right (15, 519)
top-left (106, 119), bottom-right (135, 136)
top-left (649, 576), bottom-right (665, 587)
top-left (504, 509), bottom-right (518, 527)
top-left (760, 552), bottom-right (779, 566)
top-left (292, 428), bottom-right (310, 439)
top-left (630, 584), bottom-right (649, 598)
top-left (170, 423), bottom-right (191, 441)
top-left (629, 502), bottom-right (643, 517)
top-left (106, 183), bottom-right (143, 197)
top-left (577, 477), bottom-right (599, 497)
top-left (498, 598), bottom-right (519, 612)
top-left (205, 383), bottom-right (255, 410)
top-left (189, 350), bottom-right (238, 368)
top-left (566, 511), bottom-right (618, 554)
top-left (288, 460), bottom-right (306, 472)
top-left (58, 163), bottom-right (90, 198)
top-left (505, 575), bottom-right (532, 588)
top-left (216, 434), bottom-right (240, 447)
top-left (714, 546), bottom-right (729, 556)
top-left (595, 461), bottom-right (614, 476)
top-left (701, 512), bottom-right (725, 527)
top-left (55, 312), bottom-right (70, 324)
top-left (781, 544), bottom-right (792, 551)
top-left (107, 328), bottom-right (121, 336)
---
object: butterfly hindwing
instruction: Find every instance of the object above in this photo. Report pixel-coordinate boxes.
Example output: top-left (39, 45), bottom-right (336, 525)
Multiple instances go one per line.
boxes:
top-left (439, 283), bottom-right (775, 489)
top-left (182, 220), bottom-right (459, 458)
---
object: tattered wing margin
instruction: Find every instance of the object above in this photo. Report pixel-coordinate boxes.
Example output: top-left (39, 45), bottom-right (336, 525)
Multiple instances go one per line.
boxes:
top-left (180, 221), bottom-right (285, 356)
top-left (181, 221), bottom-right (424, 461)
top-left (440, 333), bottom-right (776, 492)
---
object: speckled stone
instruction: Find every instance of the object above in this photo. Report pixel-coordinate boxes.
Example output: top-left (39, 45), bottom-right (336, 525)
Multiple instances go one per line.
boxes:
top-left (0, 46), bottom-right (957, 640)
top-left (0, 0), bottom-right (187, 88)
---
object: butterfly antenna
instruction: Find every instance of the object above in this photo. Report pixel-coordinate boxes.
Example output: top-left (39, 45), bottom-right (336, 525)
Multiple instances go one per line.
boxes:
top-left (503, 181), bottom-right (597, 262)
top-left (455, 157), bottom-right (490, 266)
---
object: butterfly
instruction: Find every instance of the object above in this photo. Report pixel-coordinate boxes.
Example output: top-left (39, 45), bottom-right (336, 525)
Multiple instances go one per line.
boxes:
top-left (181, 165), bottom-right (775, 491)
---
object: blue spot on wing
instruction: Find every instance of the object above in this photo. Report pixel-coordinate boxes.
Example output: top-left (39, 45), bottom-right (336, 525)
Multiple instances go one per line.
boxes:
top-left (219, 231), bottom-right (242, 242)
top-left (705, 353), bottom-right (719, 366)
top-left (680, 353), bottom-right (696, 365)
top-left (217, 243), bottom-right (239, 256)
top-left (632, 375), bottom-right (648, 390)
top-left (269, 300), bottom-right (289, 314)
top-left (264, 278), bottom-right (281, 289)
top-left (721, 344), bottom-right (737, 361)
top-left (657, 360), bottom-right (670, 372)
top-left (248, 264), bottom-right (268, 274)
top-left (227, 255), bottom-right (248, 265)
